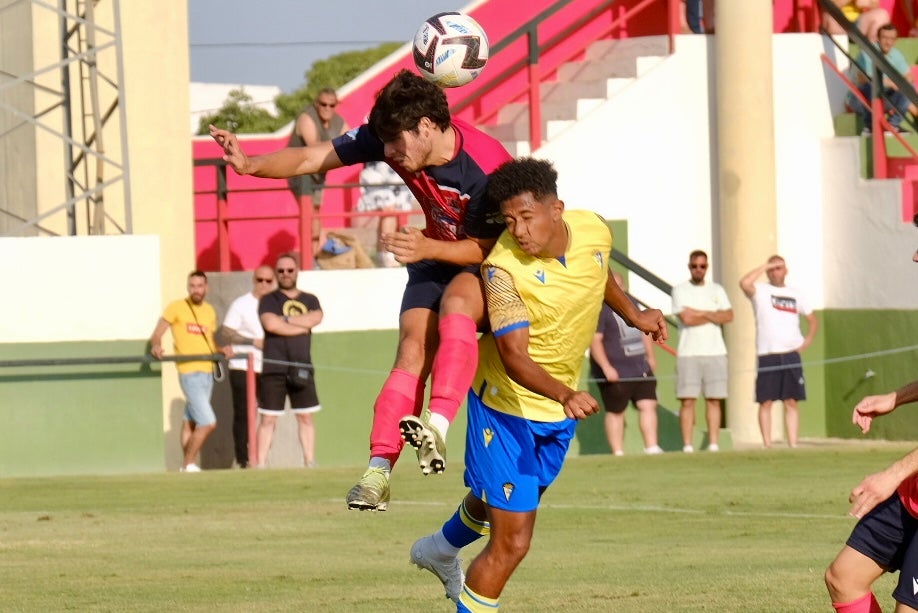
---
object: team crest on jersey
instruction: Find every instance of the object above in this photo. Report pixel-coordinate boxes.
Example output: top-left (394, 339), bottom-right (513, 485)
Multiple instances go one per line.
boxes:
top-left (534, 269), bottom-right (546, 284)
top-left (594, 251), bottom-right (604, 268)
top-left (483, 427), bottom-right (494, 447)
top-left (487, 267), bottom-right (497, 280)
top-left (502, 482), bottom-right (514, 502)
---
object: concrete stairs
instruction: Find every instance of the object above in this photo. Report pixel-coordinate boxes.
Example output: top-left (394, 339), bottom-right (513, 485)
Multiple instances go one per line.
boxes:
top-left (481, 36), bottom-right (670, 156)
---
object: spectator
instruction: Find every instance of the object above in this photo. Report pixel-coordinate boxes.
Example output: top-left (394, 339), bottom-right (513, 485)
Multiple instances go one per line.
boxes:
top-left (149, 270), bottom-right (231, 472)
top-left (740, 255), bottom-right (819, 448)
top-left (408, 158), bottom-right (668, 607)
top-left (217, 265), bottom-right (275, 469)
top-left (356, 161), bottom-right (415, 267)
top-left (589, 271), bottom-right (663, 456)
top-left (823, 0), bottom-right (889, 42)
top-left (683, 0), bottom-right (715, 34)
top-left (903, 0), bottom-right (918, 37)
top-left (257, 253), bottom-right (323, 468)
top-left (848, 23), bottom-right (915, 134)
top-left (825, 378), bottom-right (918, 612)
top-left (211, 70), bottom-right (513, 511)
top-left (671, 250), bottom-right (733, 453)
top-left (286, 88), bottom-right (349, 252)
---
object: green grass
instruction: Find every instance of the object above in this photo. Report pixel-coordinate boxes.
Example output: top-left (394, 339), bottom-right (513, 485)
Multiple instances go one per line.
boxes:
top-left (0, 442), bottom-right (913, 612)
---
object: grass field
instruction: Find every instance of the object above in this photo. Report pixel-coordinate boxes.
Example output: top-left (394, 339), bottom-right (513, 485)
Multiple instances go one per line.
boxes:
top-left (1, 442), bottom-right (914, 612)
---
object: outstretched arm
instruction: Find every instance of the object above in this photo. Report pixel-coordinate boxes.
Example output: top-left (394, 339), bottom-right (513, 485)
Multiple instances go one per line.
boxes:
top-left (209, 125), bottom-right (344, 178)
top-left (602, 271), bottom-right (667, 342)
top-left (852, 379), bottom-right (918, 433)
top-left (739, 262), bottom-right (768, 297)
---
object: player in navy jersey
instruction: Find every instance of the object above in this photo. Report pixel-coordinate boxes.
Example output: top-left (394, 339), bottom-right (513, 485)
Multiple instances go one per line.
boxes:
top-left (211, 70), bottom-right (512, 511)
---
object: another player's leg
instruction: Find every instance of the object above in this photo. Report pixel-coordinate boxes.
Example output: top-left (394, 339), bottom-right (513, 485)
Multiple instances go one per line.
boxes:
top-left (411, 493), bottom-right (489, 603)
top-left (825, 546), bottom-right (885, 612)
top-left (347, 307), bottom-right (434, 511)
top-left (402, 271), bottom-right (485, 474)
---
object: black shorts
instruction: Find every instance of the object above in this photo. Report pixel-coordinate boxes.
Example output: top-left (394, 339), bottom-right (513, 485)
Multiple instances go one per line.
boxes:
top-left (755, 351), bottom-right (806, 403)
top-left (597, 376), bottom-right (657, 414)
top-left (260, 372), bottom-right (320, 414)
top-left (846, 492), bottom-right (918, 608)
top-left (400, 259), bottom-right (480, 314)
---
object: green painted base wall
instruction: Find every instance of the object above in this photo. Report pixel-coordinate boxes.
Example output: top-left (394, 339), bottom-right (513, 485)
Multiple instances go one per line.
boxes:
top-left (822, 309), bottom-right (918, 440)
top-left (0, 341), bottom-right (163, 477)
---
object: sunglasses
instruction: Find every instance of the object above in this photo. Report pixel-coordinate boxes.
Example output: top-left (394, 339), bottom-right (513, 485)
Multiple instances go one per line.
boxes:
top-left (255, 277), bottom-right (273, 283)
top-left (276, 268), bottom-right (296, 274)
top-left (316, 101), bottom-right (337, 108)
top-left (690, 264), bottom-right (708, 270)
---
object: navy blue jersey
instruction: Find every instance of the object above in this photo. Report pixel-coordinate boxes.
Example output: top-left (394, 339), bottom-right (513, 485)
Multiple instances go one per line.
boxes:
top-left (258, 290), bottom-right (321, 375)
top-left (333, 118), bottom-right (510, 241)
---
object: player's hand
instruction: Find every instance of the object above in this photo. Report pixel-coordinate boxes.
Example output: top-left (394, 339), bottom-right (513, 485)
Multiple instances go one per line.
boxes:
top-left (382, 226), bottom-right (428, 264)
top-left (852, 392), bottom-right (897, 434)
top-left (633, 308), bottom-right (668, 343)
top-left (560, 390), bottom-right (600, 420)
top-left (848, 468), bottom-right (898, 519)
top-left (209, 125), bottom-right (249, 175)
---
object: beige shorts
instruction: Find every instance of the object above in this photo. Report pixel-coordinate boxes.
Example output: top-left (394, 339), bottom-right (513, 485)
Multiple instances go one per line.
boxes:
top-left (676, 355), bottom-right (727, 399)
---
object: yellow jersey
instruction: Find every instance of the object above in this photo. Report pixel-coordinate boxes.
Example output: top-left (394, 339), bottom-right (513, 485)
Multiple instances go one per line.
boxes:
top-left (474, 209), bottom-right (612, 422)
top-left (161, 298), bottom-right (218, 374)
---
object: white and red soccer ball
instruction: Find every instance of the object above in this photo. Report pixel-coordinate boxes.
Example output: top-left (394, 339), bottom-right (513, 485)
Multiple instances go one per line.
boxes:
top-left (413, 12), bottom-right (489, 88)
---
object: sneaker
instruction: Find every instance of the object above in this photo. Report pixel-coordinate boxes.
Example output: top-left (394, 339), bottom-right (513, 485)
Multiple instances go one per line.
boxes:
top-left (410, 535), bottom-right (464, 603)
top-left (643, 445), bottom-right (664, 455)
top-left (682, 445), bottom-right (694, 453)
top-left (613, 450), bottom-right (625, 457)
top-left (707, 443), bottom-right (720, 452)
top-left (180, 463), bottom-right (201, 473)
top-left (399, 415), bottom-right (447, 475)
top-left (346, 467), bottom-right (390, 511)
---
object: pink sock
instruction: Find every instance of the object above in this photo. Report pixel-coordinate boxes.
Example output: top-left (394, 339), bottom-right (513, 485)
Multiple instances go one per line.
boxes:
top-left (832, 592), bottom-right (882, 613)
top-left (369, 369), bottom-right (425, 465)
top-left (428, 313), bottom-right (478, 422)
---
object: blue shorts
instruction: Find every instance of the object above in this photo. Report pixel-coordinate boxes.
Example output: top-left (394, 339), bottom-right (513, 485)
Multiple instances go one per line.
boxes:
top-left (463, 391), bottom-right (575, 512)
top-left (400, 260), bottom-right (479, 314)
top-left (755, 351), bottom-right (806, 403)
top-left (179, 371), bottom-right (216, 426)
top-left (846, 492), bottom-right (918, 608)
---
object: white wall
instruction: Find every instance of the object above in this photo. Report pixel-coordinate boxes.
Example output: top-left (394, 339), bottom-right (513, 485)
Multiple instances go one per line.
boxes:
top-left (538, 34), bottom-right (857, 314)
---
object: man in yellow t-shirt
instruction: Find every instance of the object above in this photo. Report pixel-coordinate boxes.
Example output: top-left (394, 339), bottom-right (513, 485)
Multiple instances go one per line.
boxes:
top-left (149, 270), bottom-right (230, 472)
top-left (408, 158), bottom-right (668, 609)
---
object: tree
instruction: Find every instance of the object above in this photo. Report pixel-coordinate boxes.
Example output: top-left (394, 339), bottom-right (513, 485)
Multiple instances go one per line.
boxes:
top-left (196, 42), bottom-right (402, 135)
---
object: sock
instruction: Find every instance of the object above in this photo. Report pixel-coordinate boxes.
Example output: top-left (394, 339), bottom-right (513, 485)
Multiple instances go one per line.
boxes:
top-left (368, 457), bottom-right (391, 475)
top-left (428, 412), bottom-right (451, 440)
top-left (832, 592), bottom-right (881, 613)
top-left (458, 584), bottom-right (499, 612)
top-left (442, 499), bottom-right (490, 550)
top-left (369, 369), bottom-right (424, 465)
top-left (429, 314), bottom-right (478, 426)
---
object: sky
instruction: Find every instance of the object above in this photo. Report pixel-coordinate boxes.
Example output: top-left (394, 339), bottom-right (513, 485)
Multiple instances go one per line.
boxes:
top-left (187, 0), bottom-right (469, 93)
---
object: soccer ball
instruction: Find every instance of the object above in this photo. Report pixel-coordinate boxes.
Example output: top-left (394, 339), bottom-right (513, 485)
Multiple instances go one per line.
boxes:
top-left (413, 12), bottom-right (489, 88)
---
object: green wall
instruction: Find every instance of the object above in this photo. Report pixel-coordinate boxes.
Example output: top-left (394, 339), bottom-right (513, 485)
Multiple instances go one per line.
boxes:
top-left (0, 341), bottom-right (163, 477)
top-left (822, 309), bottom-right (918, 440)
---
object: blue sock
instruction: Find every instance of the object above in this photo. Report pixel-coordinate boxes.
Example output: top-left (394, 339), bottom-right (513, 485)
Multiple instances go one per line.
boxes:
top-left (442, 499), bottom-right (489, 549)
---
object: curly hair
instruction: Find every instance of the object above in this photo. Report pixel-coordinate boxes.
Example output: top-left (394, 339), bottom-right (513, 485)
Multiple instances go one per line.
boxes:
top-left (368, 70), bottom-right (451, 142)
top-left (485, 157), bottom-right (558, 206)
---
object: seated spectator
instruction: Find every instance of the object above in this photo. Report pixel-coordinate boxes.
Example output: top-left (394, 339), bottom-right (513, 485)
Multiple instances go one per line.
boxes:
top-left (823, 0), bottom-right (889, 43)
top-left (847, 23), bottom-right (915, 133)
top-left (355, 161), bottom-right (415, 267)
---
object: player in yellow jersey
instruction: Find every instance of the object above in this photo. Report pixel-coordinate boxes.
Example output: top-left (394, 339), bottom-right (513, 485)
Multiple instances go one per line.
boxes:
top-left (408, 158), bottom-right (668, 609)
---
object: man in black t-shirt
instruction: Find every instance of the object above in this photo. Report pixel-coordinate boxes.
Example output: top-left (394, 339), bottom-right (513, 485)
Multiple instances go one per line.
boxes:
top-left (257, 252), bottom-right (323, 468)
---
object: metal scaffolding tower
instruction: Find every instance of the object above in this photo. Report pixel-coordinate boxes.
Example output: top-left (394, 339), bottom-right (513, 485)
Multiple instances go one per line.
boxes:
top-left (0, 0), bottom-right (131, 237)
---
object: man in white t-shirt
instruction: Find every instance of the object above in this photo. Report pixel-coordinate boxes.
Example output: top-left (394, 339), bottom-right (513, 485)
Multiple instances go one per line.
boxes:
top-left (217, 265), bottom-right (275, 468)
top-left (671, 250), bottom-right (733, 452)
top-left (740, 255), bottom-right (819, 448)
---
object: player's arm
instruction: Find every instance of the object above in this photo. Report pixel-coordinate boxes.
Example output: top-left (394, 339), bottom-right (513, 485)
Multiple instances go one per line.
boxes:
top-left (148, 317), bottom-right (170, 359)
top-left (485, 266), bottom-right (598, 420)
top-left (383, 230), bottom-right (496, 266)
top-left (209, 125), bottom-right (344, 178)
top-left (603, 270), bottom-right (667, 342)
top-left (852, 379), bottom-right (918, 433)
top-left (849, 447), bottom-right (918, 519)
